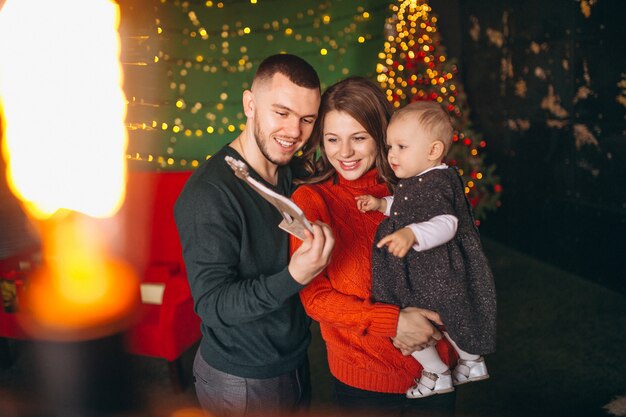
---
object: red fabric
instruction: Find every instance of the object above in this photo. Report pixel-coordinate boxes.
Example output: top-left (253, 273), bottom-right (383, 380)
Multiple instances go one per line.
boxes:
top-left (116, 171), bottom-right (191, 272)
top-left (290, 169), bottom-right (457, 394)
top-left (121, 170), bottom-right (201, 361)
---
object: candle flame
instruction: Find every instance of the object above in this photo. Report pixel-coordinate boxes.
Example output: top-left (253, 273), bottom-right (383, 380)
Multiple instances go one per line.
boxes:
top-left (0, 0), bottom-right (127, 219)
top-left (0, 0), bottom-right (138, 339)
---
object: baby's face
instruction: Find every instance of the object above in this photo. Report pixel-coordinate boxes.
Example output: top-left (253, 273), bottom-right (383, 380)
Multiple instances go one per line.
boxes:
top-left (386, 117), bottom-right (437, 179)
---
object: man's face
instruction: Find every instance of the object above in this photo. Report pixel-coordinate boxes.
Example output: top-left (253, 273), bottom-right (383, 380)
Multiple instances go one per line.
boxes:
top-left (250, 73), bottom-right (320, 166)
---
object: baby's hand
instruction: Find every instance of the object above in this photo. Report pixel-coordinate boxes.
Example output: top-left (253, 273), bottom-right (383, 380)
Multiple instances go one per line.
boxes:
top-left (376, 228), bottom-right (416, 257)
top-left (355, 195), bottom-right (383, 213)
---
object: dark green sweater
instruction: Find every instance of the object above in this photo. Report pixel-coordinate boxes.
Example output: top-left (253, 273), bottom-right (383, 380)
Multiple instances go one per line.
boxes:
top-left (174, 145), bottom-right (310, 378)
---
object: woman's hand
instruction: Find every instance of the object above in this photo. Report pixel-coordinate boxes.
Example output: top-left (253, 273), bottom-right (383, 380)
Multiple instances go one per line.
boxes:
top-left (392, 307), bottom-right (443, 355)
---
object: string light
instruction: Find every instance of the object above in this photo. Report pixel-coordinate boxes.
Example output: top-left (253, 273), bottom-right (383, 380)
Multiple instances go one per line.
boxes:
top-left (125, 1), bottom-right (387, 168)
top-left (124, 0), bottom-right (499, 219)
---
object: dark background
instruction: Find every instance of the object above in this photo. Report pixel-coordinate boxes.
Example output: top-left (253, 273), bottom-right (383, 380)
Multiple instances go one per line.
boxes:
top-left (433, 0), bottom-right (626, 294)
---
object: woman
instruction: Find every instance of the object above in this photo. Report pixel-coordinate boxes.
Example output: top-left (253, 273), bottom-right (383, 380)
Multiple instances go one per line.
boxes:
top-left (290, 77), bottom-right (458, 416)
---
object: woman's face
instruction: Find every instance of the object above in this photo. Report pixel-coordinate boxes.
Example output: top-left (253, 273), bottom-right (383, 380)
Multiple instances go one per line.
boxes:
top-left (322, 110), bottom-right (377, 181)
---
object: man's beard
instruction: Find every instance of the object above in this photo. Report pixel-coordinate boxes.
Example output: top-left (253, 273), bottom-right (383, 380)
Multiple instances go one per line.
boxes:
top-left (253, 115), bottom-right (292, 167)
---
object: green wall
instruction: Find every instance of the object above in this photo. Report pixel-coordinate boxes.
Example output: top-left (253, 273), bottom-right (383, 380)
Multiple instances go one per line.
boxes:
top-left (120, 0), bottom-right (389, 170)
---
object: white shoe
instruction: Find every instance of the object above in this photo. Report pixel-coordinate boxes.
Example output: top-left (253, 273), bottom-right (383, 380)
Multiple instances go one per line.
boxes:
top-left (406, 370), bottom-right (454, 399)
top-left (452, 357), bottom-right (489, 386)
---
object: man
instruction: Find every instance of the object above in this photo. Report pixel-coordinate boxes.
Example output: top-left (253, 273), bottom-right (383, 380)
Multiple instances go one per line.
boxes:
top-left (174, 54), bottom-right (334, 416)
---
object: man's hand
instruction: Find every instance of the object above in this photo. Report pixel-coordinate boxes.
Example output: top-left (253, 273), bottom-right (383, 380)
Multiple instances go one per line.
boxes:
top-left (288, 221), bottom-right (335, 285)
top-left (392, 307), bottom-right (443, 355)
top-left (376, 227), bottom-right (416, 257)
top-left (355, 195), bottom-right (386, 213)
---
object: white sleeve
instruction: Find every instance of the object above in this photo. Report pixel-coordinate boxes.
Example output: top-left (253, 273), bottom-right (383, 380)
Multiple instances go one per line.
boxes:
top-left (383, 196), bottom-right (394, 216)
top-left (407, 214), bottom-right (458, 252)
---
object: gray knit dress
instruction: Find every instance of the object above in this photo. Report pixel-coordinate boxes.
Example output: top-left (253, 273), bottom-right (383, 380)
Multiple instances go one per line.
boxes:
top-left (371, 167), bottom-right (496, 355)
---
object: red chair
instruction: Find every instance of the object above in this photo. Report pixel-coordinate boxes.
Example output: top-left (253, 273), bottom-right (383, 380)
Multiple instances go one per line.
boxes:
top-left (118, 170), bottom-right (201, 391)
top-left (0, 248), bottom-right (39, 369)
top-left (0, 250), bottom-right (39, 341)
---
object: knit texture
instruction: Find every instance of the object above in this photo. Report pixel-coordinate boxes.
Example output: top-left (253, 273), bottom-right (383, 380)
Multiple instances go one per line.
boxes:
top-left (290, 169), bottom-right (457, 394)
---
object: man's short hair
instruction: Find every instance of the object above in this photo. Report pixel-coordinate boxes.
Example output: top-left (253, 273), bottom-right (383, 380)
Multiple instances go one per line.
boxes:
top-left (252, 54), bottom-right (320, 91)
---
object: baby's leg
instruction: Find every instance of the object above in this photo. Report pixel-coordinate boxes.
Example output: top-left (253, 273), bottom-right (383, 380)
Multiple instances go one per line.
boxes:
top-left (411, 345), bottom-right (449, 374)
top-left (443, 332), bottom-right (489, 385)
top-left (406, 346), bottom-right (454, 399)
top-left (443, 331), bottom-right (480, 360)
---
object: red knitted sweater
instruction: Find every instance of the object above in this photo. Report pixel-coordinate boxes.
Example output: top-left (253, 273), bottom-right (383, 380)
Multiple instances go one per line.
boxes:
top-left (290, 169), bottom-right (457, 393)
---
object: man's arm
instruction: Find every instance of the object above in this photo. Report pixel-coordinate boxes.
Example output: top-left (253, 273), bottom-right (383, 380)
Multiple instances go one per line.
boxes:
top-left (175, 181), bottom-right (306, 328)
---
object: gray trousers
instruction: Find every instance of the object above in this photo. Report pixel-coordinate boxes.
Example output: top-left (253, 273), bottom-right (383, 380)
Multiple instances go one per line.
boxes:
top-left (193, 350), bottom-right (311, 417)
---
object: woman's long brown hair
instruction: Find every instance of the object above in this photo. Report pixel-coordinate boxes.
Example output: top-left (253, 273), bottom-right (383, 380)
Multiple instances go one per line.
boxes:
top-left (297, 76), bottom-right (396, 186)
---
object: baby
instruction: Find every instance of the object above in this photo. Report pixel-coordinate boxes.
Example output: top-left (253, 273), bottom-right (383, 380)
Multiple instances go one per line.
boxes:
top-left (356, 101), bottom-right (497, 399)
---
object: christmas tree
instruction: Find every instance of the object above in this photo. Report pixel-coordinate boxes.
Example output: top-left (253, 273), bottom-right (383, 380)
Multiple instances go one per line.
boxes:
top-left (376, 0), bottom-right (501, 221)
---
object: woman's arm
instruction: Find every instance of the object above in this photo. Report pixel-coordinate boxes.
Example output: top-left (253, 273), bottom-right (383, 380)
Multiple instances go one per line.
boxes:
top-left (290, 186), bottom-right (399, 338)
top-left (291, 185), bottom-right (444, 348)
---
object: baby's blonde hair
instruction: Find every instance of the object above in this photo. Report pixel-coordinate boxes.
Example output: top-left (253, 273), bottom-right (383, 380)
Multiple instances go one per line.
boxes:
top-left (391, 101), bottom-right (454, 155)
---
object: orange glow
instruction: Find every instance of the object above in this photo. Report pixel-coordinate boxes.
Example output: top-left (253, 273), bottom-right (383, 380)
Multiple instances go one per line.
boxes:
top-left (170, 408), bottom-right (207, 417)
top-left (24, 214), bottom-right (139, 340)
top-left (0, 0), bottom-right (138, 339)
